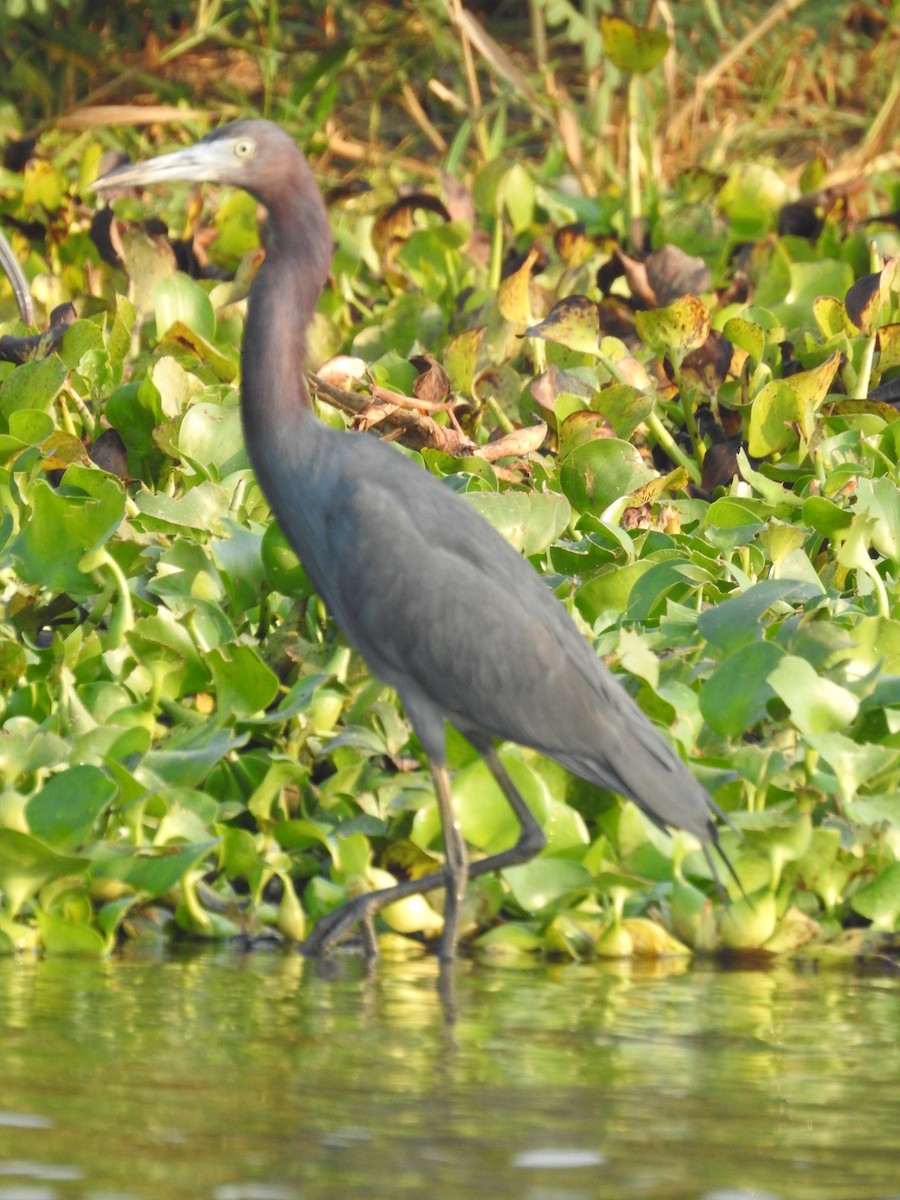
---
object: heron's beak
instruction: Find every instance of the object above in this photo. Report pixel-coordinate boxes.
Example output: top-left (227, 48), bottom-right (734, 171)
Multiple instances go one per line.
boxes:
top-left (0, 227), bottom-right (34, 326)
top-left (93, 140), bottom-right (227, 192)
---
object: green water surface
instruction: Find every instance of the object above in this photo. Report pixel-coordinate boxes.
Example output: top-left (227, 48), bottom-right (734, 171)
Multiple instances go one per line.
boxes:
top-left (0, 952), bottom-right (897, 1199)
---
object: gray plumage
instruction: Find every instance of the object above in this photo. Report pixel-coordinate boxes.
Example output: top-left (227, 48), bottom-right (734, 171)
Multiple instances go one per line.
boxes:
top-left (96, 119), bottom-right (726, 960)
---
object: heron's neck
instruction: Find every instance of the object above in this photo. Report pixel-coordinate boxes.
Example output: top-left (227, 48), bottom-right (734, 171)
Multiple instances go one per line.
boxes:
top-left (240, 163), bottom-right (332, 461)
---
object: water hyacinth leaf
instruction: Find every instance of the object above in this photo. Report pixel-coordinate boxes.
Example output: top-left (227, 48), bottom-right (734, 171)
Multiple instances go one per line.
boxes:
top-left (143, 727), bottom-right (249, 788)
top-left (114, 223), bottom-right (178, 313)
top-left (9, 470), bottom-right (126, 594)
top-left (379, 886), bottom-right (444, 937)
top-left (803, 495), bottom-right (853, 538)
top-left (600, 15), bottom-right (669, 74)
top-left (90, 840), bottom-right (219, 898)
top-left (699, 640), bottom-right (783, 738)
top-left (779, 350), bottom-right (841, 441)
top-left (767, 656), bottom-right (858, 734)
top-left (35, 911), bottom-right (108, 956)
top-left (625, 558), bottom-right (699, 622)
top-left (504, 857), bottom-right (591, 912)
top-left (463, 490), bottom-right (571, 556)
top-left (0, 637), bottom-right (27, 690)
top-left (247, 758), bottom-right (310, 823)
top-left (442, 325), bottom-right (485, 395)
top-left (526, 296), bottom-right (600, 354)
top-left (634, 295), bottom-right (710, 369)
top-left (559, 437), bottom-right (655, 515)
top-left (592, 383), bottom-right (654, 440)
top-left (260, 522), bottom-right (310, 595)
top-left (621, 916), bottom-right (690, 957)
top-left (722, 315), bottom-right (766, 364)
top-left (276, 874), bottom-right (306, 941)
top-left (497, 247), bottom-right (538, 325)
top-left (9, 408), bottom-right (55, 445)
top-left (854, 476), bottom-right (900, 564)
top-left (26, 765), bottom-right (117, 851)
top-left (718, 889), bottom-right (778, 950)
top-left (747, 378), bottom-right (802, 456)
top-left (159, 320), bottom-right (238, 382)
top-left (105, 377), bottom-right (165, 480)
top-left (849, 862), bottom-right (900, 930)
top-left (557, 410), bottom-right (610, 458)
top-left (876, 322), bottom-right (900, 373)
top-left (135, 479), bottom-right (231, 535)
top-left (719, 165), bottom-right (791, 237)
top-left (844, 262), bottom-right (899, 335)
top-left (0, 356), bottom-right (68, 419)
top-left (737, 450), bottom-right (805, 508)
top-left (575, 560), bottom-right (655, 622)
top-left (0, 830), bottom-right (88, 917)
top-left (474, 921), bottom-right (543, 959)
top-left (154, 274), bottom-right (216, 342)
top-left (804, 732), bottom-right (899, 802)
top-left (499, 162), bottom-right (536, 234)
top-left (178, 402), bottom-right (247, 478)
top-left (698, 579), bottom-right (815, 653)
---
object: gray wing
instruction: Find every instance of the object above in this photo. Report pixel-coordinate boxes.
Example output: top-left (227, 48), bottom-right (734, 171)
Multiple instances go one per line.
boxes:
top-left (288, 430), bottom-right (716, 840)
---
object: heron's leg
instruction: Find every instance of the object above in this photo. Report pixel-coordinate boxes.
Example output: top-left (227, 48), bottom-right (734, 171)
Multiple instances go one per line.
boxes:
top-left (431, 758), bottom-right (469, 962)
top-left (299, 748), bottom-right (547, 959)
top-left (473, 746), bottom-right (547, 870)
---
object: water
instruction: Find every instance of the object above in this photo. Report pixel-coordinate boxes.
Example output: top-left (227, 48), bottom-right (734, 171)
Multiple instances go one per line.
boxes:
top-left (0, 950), bottom-right (897, 1200)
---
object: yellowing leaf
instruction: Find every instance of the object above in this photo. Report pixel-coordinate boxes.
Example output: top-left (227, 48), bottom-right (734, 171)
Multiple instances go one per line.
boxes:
top-left (601, 15), bottom-right (670, 74)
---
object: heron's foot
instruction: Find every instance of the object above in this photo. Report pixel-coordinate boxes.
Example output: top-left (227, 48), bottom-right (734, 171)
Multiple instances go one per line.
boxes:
top-left (299, 864), bottom-right (452, 959)
top-left (299, 891), bottom-right (383, 958)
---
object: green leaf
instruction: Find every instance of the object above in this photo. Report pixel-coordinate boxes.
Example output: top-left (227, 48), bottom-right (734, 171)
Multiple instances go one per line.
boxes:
top-left (804, 732), bottom-right (899, 802)
top-left (90, 841), bottom-right (219, 898)
top-left (26, 765), bottom-right (117, 851)
top-left (154, 274), bottom-right (216, 341)
top-left (205, 644), bottom-right (280, 718)
top-left (699, 641), bottom-right (783, 738)
top-left (9, 468), bottom-right (126, 594)
top-left (35, 911), bottom-right (108, 956)
top-left (698, 579), bottom-right (815, 652)
top-left (560, 438), bottom-right (655, 515)
top-left (634, 296), bottom-right (710, 369)
top-left (854, 477), bottom-right (900, 565)
top-left (600, 15), bottom-right (669, 74)
top-left (526, 296), bottom-right (600, 354)
top-left (504, 857), bottom-right (591, 912)
top-left (849, 863), bottom-right (900, 930)
top-left (463, 490), bottom-right (571, 556)
top-left (144, 727), bottom-right (249, 788)
top-left (0, 829), bottom-right (88, 917)
top-left (0, 356), bottom-right (68, 419)
top-left (178, 401), bottom-right (248, 478)
top-left (591, 384), bottom-right (654, 440)
top-left (261, 521), bottom-right (314, 596)
top-left (767, 656), bottom-right (858, 734)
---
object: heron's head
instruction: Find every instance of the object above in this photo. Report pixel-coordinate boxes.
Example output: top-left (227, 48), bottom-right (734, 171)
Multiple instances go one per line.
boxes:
top-left (93, 119), bottom-right (305, 204)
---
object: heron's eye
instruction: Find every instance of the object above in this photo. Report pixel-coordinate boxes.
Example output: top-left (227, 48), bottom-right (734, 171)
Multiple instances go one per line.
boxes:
top-left (234, 139), bottom-right (255, 160)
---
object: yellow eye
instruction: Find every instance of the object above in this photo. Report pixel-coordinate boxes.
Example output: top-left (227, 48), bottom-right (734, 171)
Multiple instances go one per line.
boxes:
top-left (234, 139), bottom-right (255, 160)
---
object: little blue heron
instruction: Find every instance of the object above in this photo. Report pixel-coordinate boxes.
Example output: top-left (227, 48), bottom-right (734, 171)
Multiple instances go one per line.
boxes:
top-left (95, 120), bottom-right (729, 960)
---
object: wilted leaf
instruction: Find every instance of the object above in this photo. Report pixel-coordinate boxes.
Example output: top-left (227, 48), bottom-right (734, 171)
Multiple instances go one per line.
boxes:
top-left (526, 295), bottom-right (599, 354)
top-left (497, 247), bottom-right (539, 325)
top-left (634, 295), bottom-right (710, 369)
